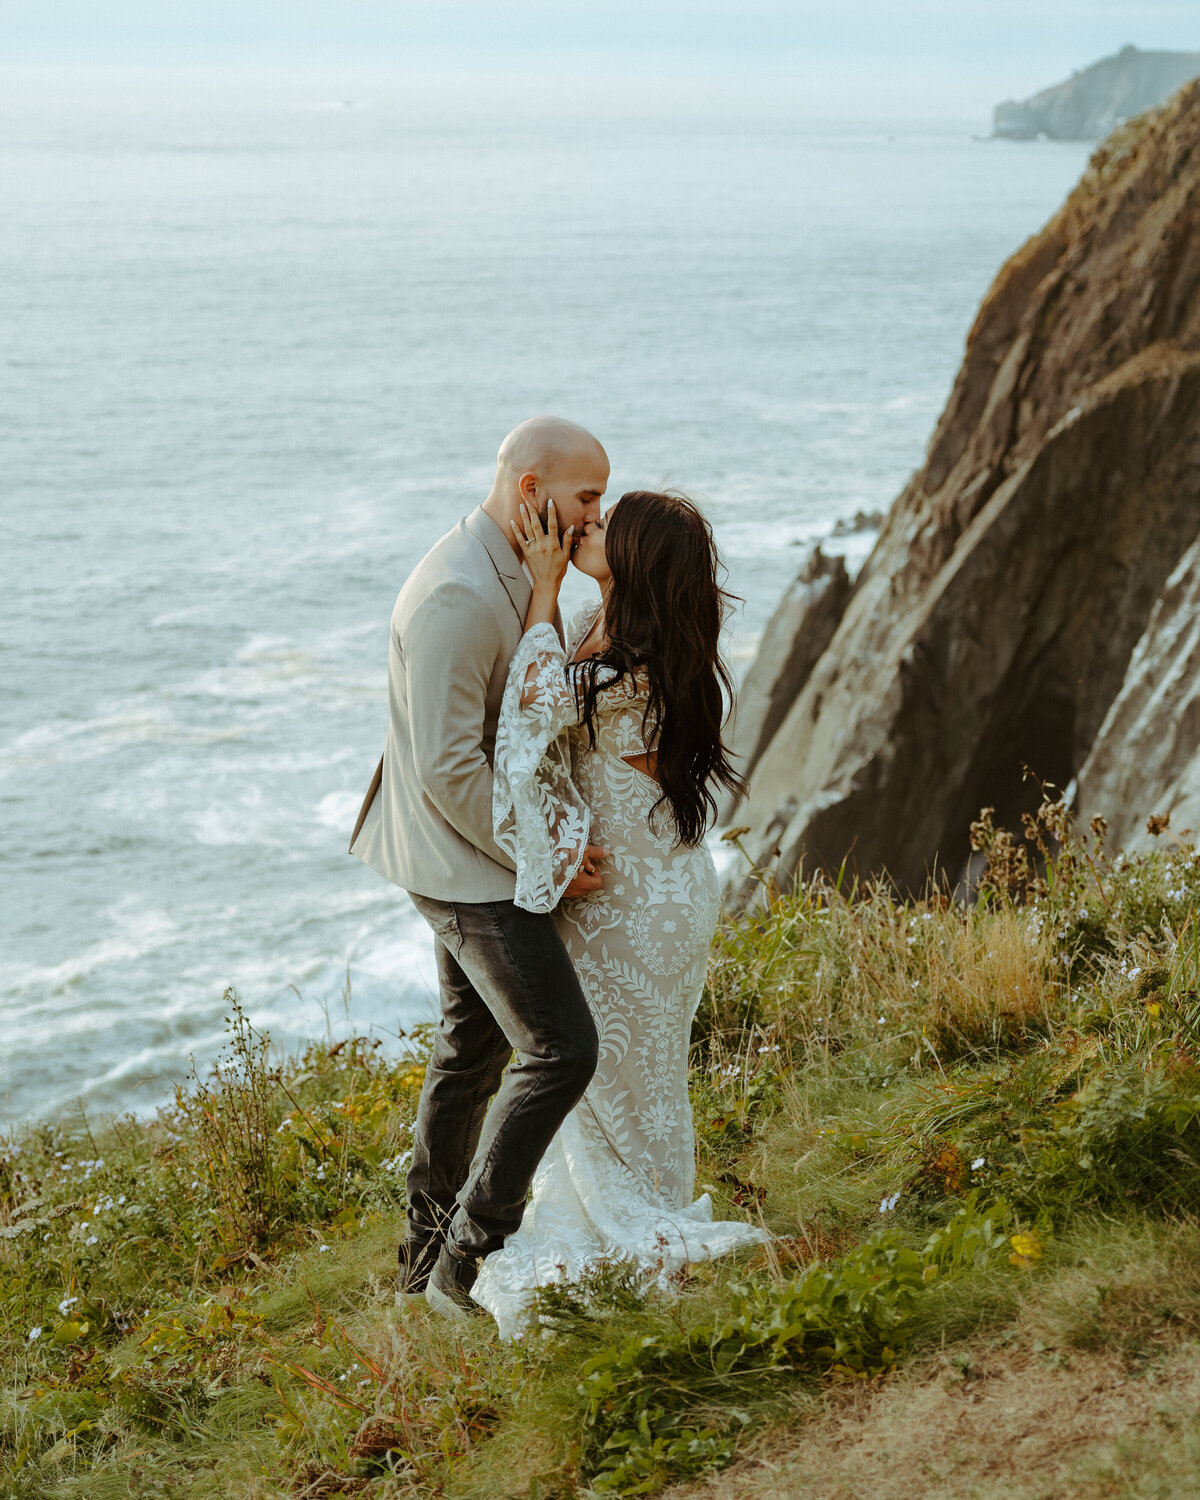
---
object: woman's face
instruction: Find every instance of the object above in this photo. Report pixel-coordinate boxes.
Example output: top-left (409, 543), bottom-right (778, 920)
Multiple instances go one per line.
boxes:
top-left (571, 503), bottom-right (613, 584)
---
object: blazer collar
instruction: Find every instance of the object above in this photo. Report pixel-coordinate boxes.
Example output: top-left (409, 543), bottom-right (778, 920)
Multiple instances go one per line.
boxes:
top-left (465, 505), bottom-right (523, 582)
top-left (464, 505), bottom-right (563, 643)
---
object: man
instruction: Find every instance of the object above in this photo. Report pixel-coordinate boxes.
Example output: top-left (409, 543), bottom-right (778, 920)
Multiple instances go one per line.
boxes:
top-left (349, 415), bottom-right (611, 1319)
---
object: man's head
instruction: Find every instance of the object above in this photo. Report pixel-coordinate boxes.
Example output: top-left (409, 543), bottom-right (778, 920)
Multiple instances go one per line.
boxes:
top-left (486, 416), bottom-right (609, 556)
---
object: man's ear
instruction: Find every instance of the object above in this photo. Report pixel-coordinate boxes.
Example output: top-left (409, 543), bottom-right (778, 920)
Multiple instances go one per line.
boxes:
top-left (517, 471), bottom-right (538, 503)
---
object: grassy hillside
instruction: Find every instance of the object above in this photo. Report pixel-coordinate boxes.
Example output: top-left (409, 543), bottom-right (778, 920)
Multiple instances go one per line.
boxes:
top-left (3, 796), bottom-right (1200, 1498)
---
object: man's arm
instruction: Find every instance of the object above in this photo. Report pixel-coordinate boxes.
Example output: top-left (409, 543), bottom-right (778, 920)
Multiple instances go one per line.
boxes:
top-left (404, 579), bottom-right (517, 873)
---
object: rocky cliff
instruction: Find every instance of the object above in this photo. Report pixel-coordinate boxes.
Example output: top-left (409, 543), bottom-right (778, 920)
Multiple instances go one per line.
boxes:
top-left (728, 81), bottom-right (1200, 905)
top-left (723, 546), bottom-right (851, 810)
top-left (994, 45), bottom-right (1200, 142)
top-left (1076, 536), bottom-right (1200, 852)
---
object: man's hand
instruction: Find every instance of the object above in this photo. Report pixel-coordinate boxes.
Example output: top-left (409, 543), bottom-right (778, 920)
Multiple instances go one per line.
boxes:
top-left (562, 843), bottom-right (610, 899)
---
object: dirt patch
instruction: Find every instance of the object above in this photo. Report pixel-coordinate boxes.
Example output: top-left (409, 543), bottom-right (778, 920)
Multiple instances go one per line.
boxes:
top-left (663, 1341), bottom-right (1200, 1500)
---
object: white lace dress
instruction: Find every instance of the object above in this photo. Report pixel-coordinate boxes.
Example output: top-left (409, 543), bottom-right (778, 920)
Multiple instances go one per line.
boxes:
top-left (475, 606), bottom-right (767, 1337)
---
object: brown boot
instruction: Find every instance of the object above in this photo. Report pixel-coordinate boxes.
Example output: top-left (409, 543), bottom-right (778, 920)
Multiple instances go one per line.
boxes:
top-left (394, 1233), bottom-right (442, 1306)
top-left (424, 1243), bottom-right (484, 1322)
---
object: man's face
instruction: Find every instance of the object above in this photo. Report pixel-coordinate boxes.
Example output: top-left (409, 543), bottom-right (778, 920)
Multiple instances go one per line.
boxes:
top-left (535, 448), bottom-right (608, 557)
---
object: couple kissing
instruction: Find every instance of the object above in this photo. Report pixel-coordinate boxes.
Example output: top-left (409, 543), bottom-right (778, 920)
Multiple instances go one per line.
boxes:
top-left (349, 415), bottom-right (767, 1337)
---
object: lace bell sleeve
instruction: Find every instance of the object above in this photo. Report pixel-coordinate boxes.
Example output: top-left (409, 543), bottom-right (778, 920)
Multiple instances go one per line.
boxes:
top-left (492, 621), bottom-right (592, 914)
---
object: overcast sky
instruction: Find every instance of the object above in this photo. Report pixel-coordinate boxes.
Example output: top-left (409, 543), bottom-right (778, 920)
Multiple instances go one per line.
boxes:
top-left (3, 1), bottom-right (1198, 120)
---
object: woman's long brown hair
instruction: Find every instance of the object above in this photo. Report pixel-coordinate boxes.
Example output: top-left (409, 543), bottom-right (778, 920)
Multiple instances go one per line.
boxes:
top-left (572, 491), bottom-right (747, 847)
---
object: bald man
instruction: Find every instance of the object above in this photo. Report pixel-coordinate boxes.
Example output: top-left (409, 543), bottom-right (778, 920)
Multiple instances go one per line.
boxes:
top-left (349, 416), bottom-right (610, 1320)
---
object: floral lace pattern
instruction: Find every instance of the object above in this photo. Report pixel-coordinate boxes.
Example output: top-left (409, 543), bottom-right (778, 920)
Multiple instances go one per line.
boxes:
top-left (477, 605), bottom-right (767, 1338)
top-left (491, 621), bottom-right (592, 913)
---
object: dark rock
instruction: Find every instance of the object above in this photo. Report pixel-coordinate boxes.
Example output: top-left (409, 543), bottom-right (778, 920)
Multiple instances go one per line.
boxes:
top-left (723, 546), bottom-right (851, 818)
top-left (1076, 536), bottom-right (1200, 851)
top-left (994, 44), bottom-right (1200, 142)
top-left (829, 509), bottom-right (886, 537)
top-left (729, 85), bottom-right (1200, 905)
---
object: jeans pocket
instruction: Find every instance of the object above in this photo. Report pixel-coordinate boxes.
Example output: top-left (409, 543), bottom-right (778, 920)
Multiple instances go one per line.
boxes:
top-left (410, 894), bottom-right (464, 959)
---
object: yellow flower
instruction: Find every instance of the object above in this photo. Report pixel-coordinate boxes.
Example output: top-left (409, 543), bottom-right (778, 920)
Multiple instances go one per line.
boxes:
top-left (1008, 1230), bottom-right (1042, 1269)
top-left (1145, 1001), bottom-right (1162, 1017)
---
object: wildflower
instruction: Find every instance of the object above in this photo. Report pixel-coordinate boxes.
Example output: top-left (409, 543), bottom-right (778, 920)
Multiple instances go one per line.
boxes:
top-left (1009, 1230), bottom-right (1042, 1269)
top-left (27, 1327), bottom-right (42, 1342)
top-left (971, 1157), bottom-right (985, 1171)
top-left (318, 1245), bottom-right (330, 1253)
top-left (876, 1016), bottom-right (886, 1026)
top-left (1146, 1001), bottom-right (1162, 1017)
top-left (87, 1235), bottom-right (98, 1245)
top-left (879, 1192), bottom-right (901, 1214)
top-left (58, 1296), bottom-right (78, 1314)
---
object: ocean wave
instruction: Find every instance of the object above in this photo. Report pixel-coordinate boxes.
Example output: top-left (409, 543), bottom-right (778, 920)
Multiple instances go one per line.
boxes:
top-left (317, 789), bottom-right (365, 832)
top-left (1, 905), bottom-right (178, 1001)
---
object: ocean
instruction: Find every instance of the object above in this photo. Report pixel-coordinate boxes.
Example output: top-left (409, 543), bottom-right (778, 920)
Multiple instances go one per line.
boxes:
top-left (0, 71), bottom-right (1091, 1129)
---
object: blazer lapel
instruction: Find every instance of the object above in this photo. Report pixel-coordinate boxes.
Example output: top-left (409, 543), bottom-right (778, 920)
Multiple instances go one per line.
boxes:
top-left (465, 506), bottom-right (564, 644)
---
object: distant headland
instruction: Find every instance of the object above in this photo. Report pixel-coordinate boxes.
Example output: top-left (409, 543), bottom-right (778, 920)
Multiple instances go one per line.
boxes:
top-left (994, 43), bottom-right (1200, 141)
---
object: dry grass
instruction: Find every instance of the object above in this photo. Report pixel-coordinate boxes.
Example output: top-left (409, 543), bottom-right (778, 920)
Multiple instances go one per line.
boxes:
top-left (704, 881), bottom-right (1062, 1078)
top-left (662, 1341), bottom-right (1200, 1500)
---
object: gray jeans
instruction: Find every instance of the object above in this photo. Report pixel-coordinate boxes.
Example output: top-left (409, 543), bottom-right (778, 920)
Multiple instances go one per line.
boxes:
top-left (404, 893), bottom-right (599, 1259)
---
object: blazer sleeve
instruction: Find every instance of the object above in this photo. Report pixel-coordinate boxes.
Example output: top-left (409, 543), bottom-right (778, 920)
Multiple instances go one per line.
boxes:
top-left (404, 579), bottom-right (518, 874)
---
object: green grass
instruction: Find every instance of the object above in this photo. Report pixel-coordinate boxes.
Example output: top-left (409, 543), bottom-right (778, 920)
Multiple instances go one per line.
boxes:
top-left (4, 797), bottom-right (1200, 1497)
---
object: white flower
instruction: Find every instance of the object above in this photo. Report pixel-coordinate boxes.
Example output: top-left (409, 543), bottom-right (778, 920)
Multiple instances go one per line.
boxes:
top-left (318, 1245), bottom-right (330, 1253)
top-left (87, 1235), bottom-right (98, 1245)
top-left (971, 1157), bottom-right (985, 1171)
top-left (876, 1017), bottom-right (886, 1025)
top-left (58, 1296), bottom-right (78, 1314)
top-left (27, 1326), bottom-right (42, 1342)
top-left (879, 1192), bottom-right (901, 1214)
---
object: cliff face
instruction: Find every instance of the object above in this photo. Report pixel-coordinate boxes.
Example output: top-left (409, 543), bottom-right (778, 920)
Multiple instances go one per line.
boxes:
top-left (730, 82), bottom-right (1200, 904)
top-left (722, 546), bottom-right (851, 812)
top-left (1076, 537), bottom-right (1200, 852)
top-left (995, 45), bottom-right (1200, 142)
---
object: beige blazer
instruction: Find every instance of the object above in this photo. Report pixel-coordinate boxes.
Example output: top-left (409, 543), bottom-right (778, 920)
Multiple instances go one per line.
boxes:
top-left (348, 506), bottom-right (562, 901)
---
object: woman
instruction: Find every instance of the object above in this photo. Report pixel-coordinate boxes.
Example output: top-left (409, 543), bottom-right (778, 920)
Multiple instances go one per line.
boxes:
top-left (473, 490), bottom-right (767, 1336)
